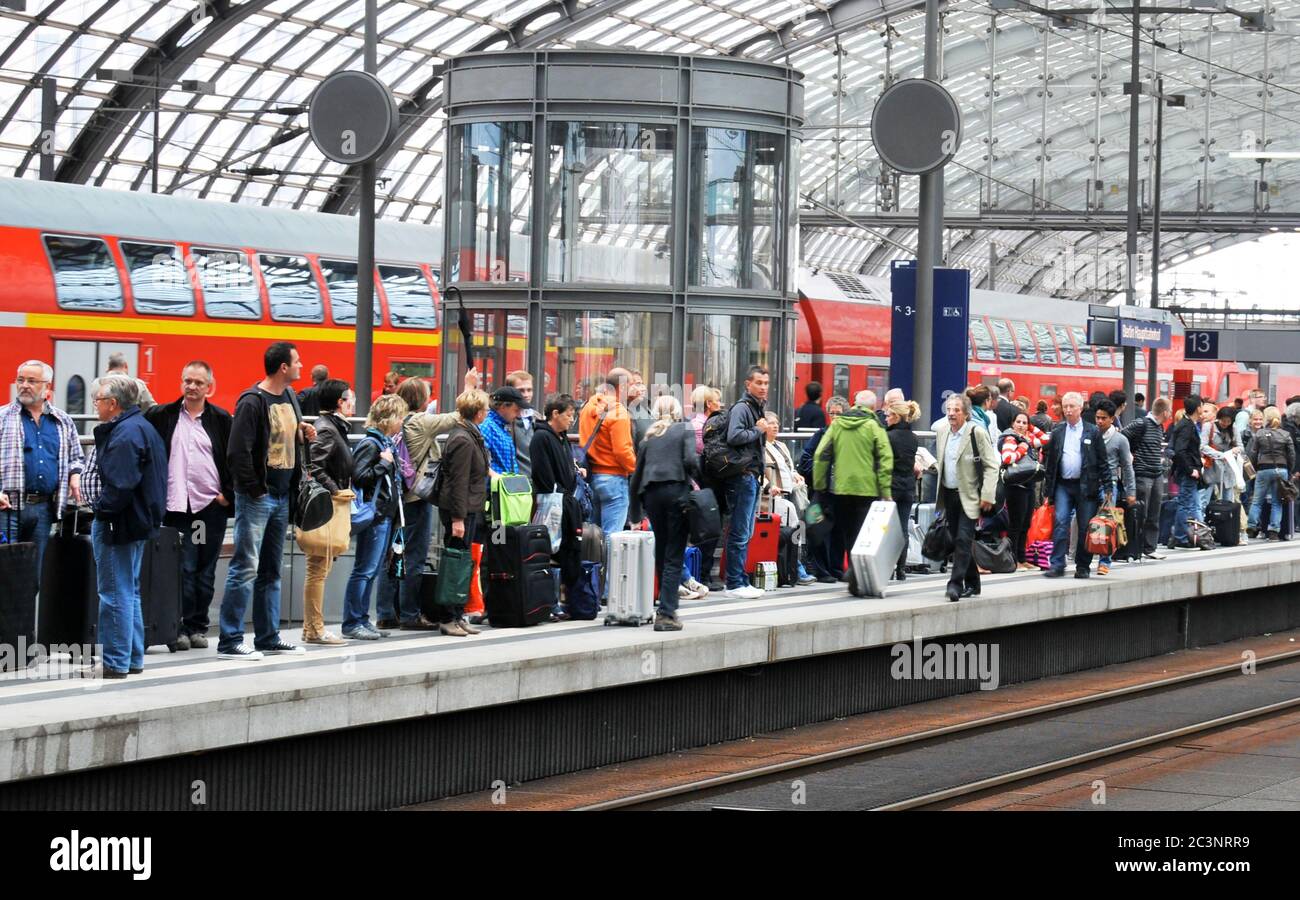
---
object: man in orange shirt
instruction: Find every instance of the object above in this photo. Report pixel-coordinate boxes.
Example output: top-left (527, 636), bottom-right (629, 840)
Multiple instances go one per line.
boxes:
top-left (579, 367), bottom-right (637, 535)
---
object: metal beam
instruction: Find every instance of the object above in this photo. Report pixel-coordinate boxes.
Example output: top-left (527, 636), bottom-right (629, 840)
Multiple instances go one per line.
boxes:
top-left (53, 0), bottom-right (273, 186)
top-left (319, 0), bottom-right (643, 216)
top-left (731, 0), bottom-right (924, 60)
top-left (799, 209), bottom-right (1300, 233)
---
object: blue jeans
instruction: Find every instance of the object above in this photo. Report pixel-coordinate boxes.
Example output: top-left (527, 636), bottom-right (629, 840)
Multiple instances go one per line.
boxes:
top-left (218, 492), bottom-right (290, 653)
top-left (1172, 474), bottom-right (1201, 544)
top-left (376, 499), bottom-right (434, 623)
top-left (592, 474), bottom-right (630, 536)
top-left (9, 499), bottom-right (54, 580)
top-left (1049, 480), bottom-right (1099, 574)
top-left (344, 516), bottom-right (393, 631)
top-left (722, 474), bottom-right (759, 589)
top-left (91, 518), bottom-right (145, 674)
top-left (1249, 468), bottom-right (1288, 533)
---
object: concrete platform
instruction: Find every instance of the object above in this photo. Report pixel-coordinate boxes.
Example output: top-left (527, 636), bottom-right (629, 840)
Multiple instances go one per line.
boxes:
top-left (3, 540), bottom-right (1299, 790)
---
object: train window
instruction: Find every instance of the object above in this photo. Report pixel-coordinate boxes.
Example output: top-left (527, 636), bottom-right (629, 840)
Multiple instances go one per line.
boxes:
top-left (120, 242), bottom-right (194, 316)
top-left (990, 319), bottom-right (1017, 362)
top-left (1012, 321), bottom-right (1037, 363)
top-left (970, 318), bottom-right (995, 361)
top-left (1135, 352), bottom-right (1146, 370)
top-left (319, 258), bottom-right (379, 326)
top-left (1159, 380), bottom-right (1169, 396)
top-left (193, 248), bottom-right (260, 319)
top-left (1032, 324), bottom-right (1056, 364)
top-left (1041, 383), bottom-right (1058, 397)
top-left (380, 265), bottom-right (438, 329)
top-left (1051, 325), bottom-right (1076, 365)
top-left (42, 234), bottom-right (123, 311)
top-left (1218, 374), bottom-right (1230, 400)
top-left (1071, 327), bottom-right (1094, 366)
top-left (1094, 344), bottom-right (1111, 368)
top-left (66, 375), bottom-right (86, 415)
top-left (833, 364), bottom-right (850, 400)
top-left (260, 254), bottom-right (323, 323)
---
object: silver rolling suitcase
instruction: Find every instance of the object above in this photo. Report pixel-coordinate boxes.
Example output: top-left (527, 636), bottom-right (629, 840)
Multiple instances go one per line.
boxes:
top-left (914, 502), bottom-right (938, 532)
top-left (849, 500), bottom-right (905, 598)
top-left (605, 530), bottom-right (655, 626)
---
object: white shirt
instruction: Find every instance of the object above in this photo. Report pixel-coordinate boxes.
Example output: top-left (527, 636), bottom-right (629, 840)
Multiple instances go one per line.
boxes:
top-left (943, 422), bottom-right (969, 490)
top-left (1061, 419), bottom-right (1084, 479)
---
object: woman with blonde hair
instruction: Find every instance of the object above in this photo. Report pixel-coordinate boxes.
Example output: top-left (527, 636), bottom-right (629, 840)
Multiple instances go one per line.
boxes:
top-left (342, 393), bottom-right (409, 640)
top-left (1247, 405), bottom-right (1295, 540)
top-left (629, 394), bottom-right (700, 631)
top-left (885, 399), bottom-right (922, 579)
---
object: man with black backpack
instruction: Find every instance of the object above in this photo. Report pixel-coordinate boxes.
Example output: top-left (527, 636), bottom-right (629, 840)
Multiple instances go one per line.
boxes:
top-left (703, 366), bottom-right (776, 600)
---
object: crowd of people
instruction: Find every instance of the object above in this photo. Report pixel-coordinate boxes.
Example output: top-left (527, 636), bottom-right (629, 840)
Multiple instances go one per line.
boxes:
top-left (5, 350), bottom-right (1300, 676)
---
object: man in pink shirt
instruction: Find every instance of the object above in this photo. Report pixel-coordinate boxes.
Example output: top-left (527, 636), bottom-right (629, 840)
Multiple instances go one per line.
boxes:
top-left (145, 361), bottom-right (233, 651)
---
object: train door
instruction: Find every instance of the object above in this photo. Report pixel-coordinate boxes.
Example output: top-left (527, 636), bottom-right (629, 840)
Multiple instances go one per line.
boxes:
top-left (53, 340), bottom-right (138, 424)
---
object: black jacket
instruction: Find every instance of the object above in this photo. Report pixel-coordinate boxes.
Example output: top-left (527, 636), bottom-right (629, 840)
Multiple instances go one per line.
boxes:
top-left (725, 392), bottom-right (767, 477)
top-left (93, 406), bottom-right (167, 545)
top-left (438, 419), bottom-right (488, 520)
top-left (1168, 417), bottom-right (1202, 480)
top-left (308, 412), bottom-right (354, 494)
top-left (795, 401), bottom-right (826, 431)
top-left (1043, 419), bottom-right (1112, 499)
top-left (145, 397), bottom-right (234, 514)
top-left (886, 420), bottom-right (918, 501)
top-left (351, 428), bottom-right (400, 520)
top-left (629, 422), bottom-right (700, 521)
top-left (227, 385), bottom-right (304, 501)
top-left (994, 399), bottom-right (1021, 433)
top-left (1249, 427), bottom-right (1295, 471)
top-left (529, 419), bottom-right (576, 496)
top-left (797, 425), bottom-right (828, 486)
top-left (296, 383), bottom-right (324, 417)
top-left (1122, 414), bottom-right (1167, 480)
top-left (1029, 413), bottom-right (1055, 434)
top-left (1284, 420), bottom-right (1300, 467)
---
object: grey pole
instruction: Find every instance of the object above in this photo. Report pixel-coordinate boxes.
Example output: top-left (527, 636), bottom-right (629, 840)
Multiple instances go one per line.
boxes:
top-left (913, 0), bottom-right (942, 425)
top-left (988, 243), bottom-right (997, 291)
top-left (152, 63), bottom-right (161, 194)
top-left (1147, 79), bottom-right (1164, 405)
top-left (39, 77), bottom-right (55, 181)
top-left (355, 0), bottom-right (378, 415)
top-left (1121, 7), bottom-right (1141, 423)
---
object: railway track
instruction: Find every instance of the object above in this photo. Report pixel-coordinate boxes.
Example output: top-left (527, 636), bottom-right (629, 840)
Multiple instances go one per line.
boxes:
top-left (582, 648), bottom-right (1300, 811)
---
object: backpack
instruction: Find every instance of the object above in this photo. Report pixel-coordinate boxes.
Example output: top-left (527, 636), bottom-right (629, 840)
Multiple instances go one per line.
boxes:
top-left (490, 474), bottom-right (534, 526)
top-left (702, 407), bottom-right (748, 481)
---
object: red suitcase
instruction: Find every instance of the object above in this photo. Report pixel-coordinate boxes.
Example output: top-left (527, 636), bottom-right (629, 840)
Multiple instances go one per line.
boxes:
top-left (720, 512), bottom-right (781, 576)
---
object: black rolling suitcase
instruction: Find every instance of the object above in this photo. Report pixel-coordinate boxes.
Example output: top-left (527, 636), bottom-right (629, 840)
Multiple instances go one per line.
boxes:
top-left (1112, 499), bottom-right (1144, 562)
top-left (484, 524), bottom-right (555, 627)
top-left (1258, 497), bottom-right (1295, 540)
top-left (776, 523), bottom-right (799, 587)
top-left (139, 526), bottom-right (183, 650)
top-left (0, 513), bottom-right (38, 671)
top-left (1206, 498), bottom-right (1241, 547)
top-left (38, 510), bottom-right (99, 646)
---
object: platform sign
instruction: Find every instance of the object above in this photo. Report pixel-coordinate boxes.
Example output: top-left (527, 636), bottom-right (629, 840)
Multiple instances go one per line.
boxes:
top-left (889, 261), bottom-right (971, 419)
top-left (1183, 330), bottom-right (1220, 360)
top-left (1118, 319), bottom-right (1171, 350)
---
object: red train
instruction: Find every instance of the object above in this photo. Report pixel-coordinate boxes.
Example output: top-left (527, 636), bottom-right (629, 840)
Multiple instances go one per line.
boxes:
top-left (1, 179), bottom-right (1289, 418)
top-left (794, 268), bottom-right (1299, 410)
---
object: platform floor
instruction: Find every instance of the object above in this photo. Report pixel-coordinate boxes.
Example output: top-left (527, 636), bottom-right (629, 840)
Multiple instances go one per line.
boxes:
top-left (3, 540), bottom-right (1299, 785)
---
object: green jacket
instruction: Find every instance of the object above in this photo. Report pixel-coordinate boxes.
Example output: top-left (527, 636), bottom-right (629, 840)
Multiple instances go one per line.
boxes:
top-left (812, 407), bottom-right (894, 499)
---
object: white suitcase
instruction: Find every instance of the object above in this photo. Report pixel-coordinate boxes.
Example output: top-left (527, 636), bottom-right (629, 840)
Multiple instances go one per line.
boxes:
top-left (605, 530), bottom-right (655, 626)
top-left (849, 500), bottom-right (906, 598)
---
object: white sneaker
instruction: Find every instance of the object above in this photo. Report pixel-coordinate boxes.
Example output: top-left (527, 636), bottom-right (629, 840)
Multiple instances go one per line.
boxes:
top-left (217, 644), bottom-right (264, 661)
top-left (686, 578), bottom-right (710, 597)
top-left (724, 585), bottom-right (763, 600)
top-left (678, 584), bottom-right (702, 601)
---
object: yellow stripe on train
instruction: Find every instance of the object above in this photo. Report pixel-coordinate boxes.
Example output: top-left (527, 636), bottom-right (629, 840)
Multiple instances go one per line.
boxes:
top-left (21, 313), bottom-right (442, 347)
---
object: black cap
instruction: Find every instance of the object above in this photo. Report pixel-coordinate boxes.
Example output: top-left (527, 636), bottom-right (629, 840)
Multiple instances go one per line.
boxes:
top-left (491, 386), bottom-right (525, 405)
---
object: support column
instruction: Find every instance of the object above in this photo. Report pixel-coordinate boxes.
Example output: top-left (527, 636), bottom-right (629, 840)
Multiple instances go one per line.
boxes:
top-left (1121, 8), bottom-right (1141, 424)
top-left (39, 77), bottom-right (55, 181)
top-left (914, 0), bottom-right (942, 424)
top-left (354, 0), bottom-right (378, 415)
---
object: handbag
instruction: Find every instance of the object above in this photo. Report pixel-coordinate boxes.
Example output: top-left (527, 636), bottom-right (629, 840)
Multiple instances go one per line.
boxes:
top-left (1027, 502), bottom-right (1055, 544)
top-left (490, 474), bottom-right (534, 526)
top-left (789, 482), bottom-right (811, 518)
top-left (295, 488), bottom-right (354, 557)
top-left (1085, 509), bottom-right (1121, 556)
top-left (1002, 453), bottom-right (1043, 487)
top-left (385, 492), bottom-right (407, 579)
top-left (411, 454), bottom-right (441, 503)
top-left (922, 511), bottom-right (954, 560)
top-left (434, 545), bottom-right (474, 608)
top-left (972, 536), bottom-right (1017, 574)
top-left (350, 488), bottom-right (378, 534)
top-left (295, 476), bottom-right (333, 533)
top-left (1280, 476), bottom-right (1299, 503)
